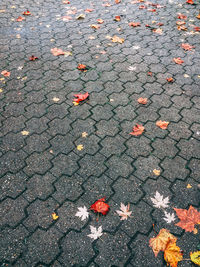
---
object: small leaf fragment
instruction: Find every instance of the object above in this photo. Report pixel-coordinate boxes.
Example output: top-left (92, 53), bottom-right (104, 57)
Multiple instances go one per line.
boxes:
top-left (153, 169), bottom-right (161, 176)
top-left (112, 35), bottom-right (124, 43)
top-left (21, 130), bottom-right (29, 136)
top-left (52, 212), bottom-right (59, 220)
top-left (77, 144), bottom-right (84, 151)
top-left (82, 132), bottom-right (88, 138)
top-left (129, 124), bottom-right (145, 136)
top-left (76, 14), bottom-right (85, 20)
top-left (156, 120), bottom-right (169, 129)
top-left (138, 97), bottom-right (148, 104)
top-left (187, 184), bottom-right (192, 188)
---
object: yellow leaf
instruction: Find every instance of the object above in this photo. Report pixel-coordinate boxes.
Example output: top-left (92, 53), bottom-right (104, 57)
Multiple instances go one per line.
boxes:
top-left (21, 130), bottom-right (29, 136)
top-left (153, 169), bottom-right (161, 176)
top-left (164, 241), bottom-right (183, 267)
top-left (0, 88), bottom-right (3, 93)
top-left (52, 212), bottom-right (59, 220)
top-left (112, 35), bottom-right (124, 43)
top-left (187, 184), bottom-right (192, 188)
top-left (190, 251), bottom-right (200, 265)
top-left (77, 144), bottom-right (84, 151)
top-left (149, 229), bottom-right (177, 257)
top-left (82, 132), bottom-right (88, 138)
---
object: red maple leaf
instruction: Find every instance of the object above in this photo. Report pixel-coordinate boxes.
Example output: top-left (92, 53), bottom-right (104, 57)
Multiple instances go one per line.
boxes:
top-left (90, 198), bottom-right (110, 215)
top-left (174, 206), bottom-right (200, 232)
top-left (23, 10), bottom-right (31, 15)
top-left (73, 92), bottom-right (89, 103)
top-left (173, 58), bottom-right (184, 64)
top-left (130, 124), bottom-right (145, 136)
top-left (16, 16), bottom-right (25, 22)
top-left (29, 55), bottom-right (39, 61)
top-left (181, 43), bottom-right (195, 51)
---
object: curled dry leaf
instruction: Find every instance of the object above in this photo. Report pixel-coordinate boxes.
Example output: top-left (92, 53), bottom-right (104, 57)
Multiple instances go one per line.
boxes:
top-left (138, 97), bottom-right (148, 104)
top-left (90, 198), bottom-right (110, 215)
top-left (190, 251), bottom-right (200, 266)
top-left (177, 13), bottom-right (187, 20)
top-left (173, 57), bottom-right (184, 64)
top-left (174, 205), bottom-right (200, 232)
top-left (164, 241), bottom-right (183, 267)
top-left (21, 130), bottom-right (29, 136)
top-left (176, 21), bottom-right (186, 26)
top-left (167, 77), bottom-right (174, 83)
top-left (129, 22), bottom-right (140, 27)
top-left (112, 35), bottom-right (124, 43)
top-left (177, 25), bottom-right (187, 31)
top-left (90, 24), bottom-right (100, 29)
top-left (77, 64), bottom-right (87, 71)
top-left (139, 5), bottom-right (147, 9)
top-left (29, 55), bottom-right (38, 61)
top-left (102, 3), bottom-right (111, 7)
top-left (181, 43), bottom-right (195, 51)
top-left (1, 70), bottom-right (10, 77)
top-left (194, 26), bottom-right (200, 32)
top-left (23, 10), bottom-right (31, 15)
top-left (76, 14), bottom-right (85, 19)
top-left (149, 228), bottom-right (177, 257)
top-left (114, 15), bottom-right (121, 21)
top-left (156, 120), bottom-right (169, 129)
top-left (97, 18), bottom-right (104, 24)
top-left (73, 92), bottom-right (89, 103)
top-left (130, 124), bottom-right (145, 136)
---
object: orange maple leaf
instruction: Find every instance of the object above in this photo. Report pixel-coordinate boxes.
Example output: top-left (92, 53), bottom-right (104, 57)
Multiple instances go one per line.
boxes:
top-left (174, 205), bottom-right (200, 232)
top-left (1, 70), bottom-right (10, 77)
top-left (130, 124), bottom-right (145, 136)
top-left (156, 120), bottom-right (169, 129)
top-left (166, 77), bottom-right (174, 83)
top-left (181, 43), bottom-right (195, 51)
top-left (138, 97), bottom-right (148, 104)
top-left (77, 64), bottom-right (87, 71)
top-left (97, 19), bottom-right (104, 24)
top-left (129, 22), bottom-right (140, 27)
top-left (149, 229), bottom-right (177, 257)
top-left (164, 241), bottom-right (183, 267)
top-left (186, 0), bottom-right (194, 4)
top-left (197, 14), bottom-right (200, 19)
top-left (173, 58), bottom-right (184, 64)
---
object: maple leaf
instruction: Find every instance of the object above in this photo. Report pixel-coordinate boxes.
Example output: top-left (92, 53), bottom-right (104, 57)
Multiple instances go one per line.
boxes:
top-left (149, 229), bottom-right (177, 257)
top-left (174, 205), bottom-right (200, 232)
top-left (173, 58), bottom-right (184, 65)
top-left (177, 13), bottom-right (187, 20)
top-left (181, 43), bottom-right (195, 51)
top-left (75, 206), bottom-right (89, 221)
top-left (177, 25), bottom-right (187, 31)
top-left (139, 5), bottom-right (147, 9)
top-left (52, 212), bottom-right (59, 220)
top-left (129, 22), bottom-right (140, 27)
top-left (77, 64), bottom-right (87, 71)
top-left (163, 211), bottom-right (176, 224)
top-left (151, 191), bottom-right (169, 209)
top-left (29, 55), bottom-right (38, 61)
top-left (16, 16), bottom-right (25, 22)
top-left (176, 21), bottom-right (186, 26)
top-left (90, 24), bottom-right (100, 29)
top-left (167, 77), bottom-right (174, 83)
top-left (138, 97), bottom-right (147, 104)
top-left (73, 92), bottom-right (89, 103)
top-left (82, 132), bottom-right (88, 138)
top-left (1, 70), bottom-right (10, 77)
top-left (116, 203), bottom-right (132, 220)
top-left (129, 124), bottom-right (145, 136)
top-left (164, 241), bottom-right (183, 267)
top-left (114, 16), bottom-right (121, 22)
top-left (97, 19), bottom-right (104, 24)
top-left (77, 144), bottom-right (84, 151)
top-left (51, 48), bottom-right (65, 56)
top-left (112, 35), bottom-right (124, 43)
top-left (23, 10), bottom-right (31, 15)
top-left (90, 198), bottom-right (110, 215)
top-left (156, 120), bottom-right (169, 129)
top-left (190, 251), bottom-right (200, 266)
top-left (88, 226), bottom-right (103, 240)
top-left (21, 130), bottom-right (29, 136)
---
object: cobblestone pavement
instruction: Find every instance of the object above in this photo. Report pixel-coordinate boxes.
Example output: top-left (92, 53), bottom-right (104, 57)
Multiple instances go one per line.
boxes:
top-left (0, 0), bottom-right (200, 266)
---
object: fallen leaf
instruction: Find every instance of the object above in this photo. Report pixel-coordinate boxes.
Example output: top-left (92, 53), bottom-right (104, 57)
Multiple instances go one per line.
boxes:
top-left (190, 251), bottom-right (200, 266)
top-left (51, 48), bottom-right (65, 56)
top-left (52, 212), bottom-right (59, 220)
top-left (129, 22), bottom-right (140, 27)
top-left (174, 205), bottom-right (200, 232)
top-left (138, 97), bottom-right (148, 104)
top-left (151, 191), bottom-right (169, 209)
top-left (0, 10), bottom-right (6, 13)
top-left (85, 8), bottom-right (94, 12)
top-left (77, 64), bottom-right (87, 71)
top-left (163, 211), bottom-right (176, 224)
top-left (139, 5), bottom-right (147, 9)
top-left (197, 14), bottom-right (200, 19)
top-left (77, 144), bottom-right (84, 151)
top-left (102, 3), bottom-right (111, 7)
top-left (164, 241), bottom-right (183, 267)
top-left (82, 132), bottom-right (88, 138)
top-left (176, 21), bottom-right (186, 26)
top-left (181, 43), bottom-right (195, 51)
top-left (16, 16), bottom-right (25, 22)
top-left (156, 120), bottom-right (169, 129)
top-left (29, 55), bottom-right (38, 61)
top-left (0, 88), bottom-right (3, 93)
top-left (147, 71), bottom-right (153, 76)
top-left (114, 15), bottom-right (121, 22)
top-left (63, 0), bottom-right (70, 3)
top-left (73, 101), bottom-right (79, 106)
top-left (149, 228), bottom-right (177, 257)
top-left (116, 203), bottom-right (132, 220)
top-left (75, 206), bottom-right (89, 221)
top-left (187, 184), bottom-right (192, 188)
top-left (1, 70), bottom-right (10, 77)
top-left (112, 35), bottom-right (124, 43)
top-left (148, 9), bottom-right (157, 12)
top-left (177, 13), bottom-right (187, 20)
top-left (115, 0), bottom-right (121, 3)
top-left (153, 169), bottom-right (161, 176)
top-left (152, 28), bottom-right (163, 34)
top-left (23, 10), bottom-right (31, 15)
top-left (62, 15), bottom-right (72, 21)
top-left (186, 0), bottom-right (194, 4)
top-left (167, 77), bottom-right (174, 83)
top-left (173, 58), bottom-right (184, 64)
top-left (88, 226), bottom-right (103, 240)
top-left (76, 14), bottom-right (85, 19)
top-left (97, 18), bottom-right (104, 24)
top-left (52, 97), bottom-right (60, 102)
top-left (194, 26), bottom-right (200, 32)
top-left (21, 130), bottom-right (29, 136)
top-left (90, 198), bottom-right (110, 215)
top-left (129, 124), bottom-right (145, 136)
top-left (90, 24), bottom-right (100, 29)
top-left (177, 25), bottom-right (187, 31)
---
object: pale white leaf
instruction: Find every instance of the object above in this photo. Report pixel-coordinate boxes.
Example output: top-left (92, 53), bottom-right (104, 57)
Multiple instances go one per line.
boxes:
top-left (75, 206), bottom-right (89, 221)
top-left (150, 191), bottom-right (169, 209)
top-left (116, 203), bottom-right (132, 220)
top-left (87, 226), bottom-right (103, 240)
top-left (163, 211), bottom-right (176, 224)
